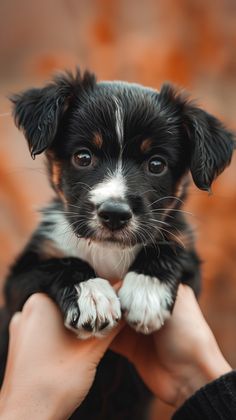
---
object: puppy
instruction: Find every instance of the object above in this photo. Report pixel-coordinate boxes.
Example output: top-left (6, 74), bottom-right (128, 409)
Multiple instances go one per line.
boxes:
top-left (1, 69), bottom-right (234, 418)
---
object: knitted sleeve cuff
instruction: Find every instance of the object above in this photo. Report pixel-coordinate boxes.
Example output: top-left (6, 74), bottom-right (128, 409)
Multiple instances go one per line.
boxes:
top-left (172, 371), bottom-right (236, 420)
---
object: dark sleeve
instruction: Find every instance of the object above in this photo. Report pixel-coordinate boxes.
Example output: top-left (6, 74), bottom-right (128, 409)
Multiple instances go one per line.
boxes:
top-left (172, 371), bottom-right (236, 420)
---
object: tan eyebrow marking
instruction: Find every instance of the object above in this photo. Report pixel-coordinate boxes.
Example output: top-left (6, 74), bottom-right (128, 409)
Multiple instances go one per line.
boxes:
top-left (140, 138), bottom-right (153, 153)
top-left (93, 132), bottom-right (103, 149)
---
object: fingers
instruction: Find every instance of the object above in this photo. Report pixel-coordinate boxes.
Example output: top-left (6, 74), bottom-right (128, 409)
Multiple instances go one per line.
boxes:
top-left (83, 320), bottom-right (126, 363)
top-left (4, 312), bottom-right (22, 380)
top-left (21, 293), bottom-right (64, 330)
top-left (99, 319), bottom-right (125, 347)
top-left (9, 312), bottom-right (21, 333)
top-left (112, 281), bottom-right (122, 291)
top-left (8, 312), bottom-right (22, 351)
top-left (8, 295), bottom-right (56, 350)
top-left (22, 293), bottom-right (56, 315)
top-left (8, 290), bottom-right (125, 364)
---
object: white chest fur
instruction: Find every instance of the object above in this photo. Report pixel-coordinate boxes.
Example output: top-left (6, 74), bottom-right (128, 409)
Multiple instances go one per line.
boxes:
top-left (44, 213), bottom-right (140, 280)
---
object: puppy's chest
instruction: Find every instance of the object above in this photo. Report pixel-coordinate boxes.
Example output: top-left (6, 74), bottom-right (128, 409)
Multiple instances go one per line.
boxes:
top-left (42, 213), bottom-right (140, 280)
top-left (50, 234), bottom-right (139, 280)
top-left (74, 240), bottom-right (140, 280)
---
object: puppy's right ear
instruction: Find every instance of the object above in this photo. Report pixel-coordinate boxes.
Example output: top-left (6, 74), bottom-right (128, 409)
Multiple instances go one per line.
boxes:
top-left (10, 69), bottom-right (96, 158)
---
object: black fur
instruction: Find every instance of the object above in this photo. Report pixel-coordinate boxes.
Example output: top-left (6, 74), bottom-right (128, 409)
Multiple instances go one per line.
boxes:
top-left (1, 69), bottom-right (234, 419)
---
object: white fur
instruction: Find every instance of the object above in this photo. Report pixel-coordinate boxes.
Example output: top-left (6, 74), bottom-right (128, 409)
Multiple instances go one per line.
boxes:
top-left (89, 168), bottom-right (126, 206)
top-left (118, 272), bottom-right (173, 333)
top-left (114, 96), bottom-right (123, 146)
top-left (42, 212), bottom-right (80, 257)
top-left (43, 212), bottom-right (139, 279)
top-left (75, 239), bottom-right (140, 280)
top-left (99, 80), bottom-right (158, 94)
top-left (65, 278), bottom-right (121, 339)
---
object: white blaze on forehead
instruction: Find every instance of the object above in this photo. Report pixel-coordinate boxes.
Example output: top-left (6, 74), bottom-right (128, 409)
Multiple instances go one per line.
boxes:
top-left (113, 96), bottom-right (123, 146)
top-left (89, 169), bottom-right (126, 206)
top-left (89, 97), bottom-right (125, 207)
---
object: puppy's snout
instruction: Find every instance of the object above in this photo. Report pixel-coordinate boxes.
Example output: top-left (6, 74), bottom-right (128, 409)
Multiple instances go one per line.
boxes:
top-left (97, 201), bottom-right (132, 231)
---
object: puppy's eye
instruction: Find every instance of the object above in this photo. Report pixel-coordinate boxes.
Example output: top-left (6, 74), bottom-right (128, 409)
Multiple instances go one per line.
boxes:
top-left (148, 156), bottom-right (167, 175)
top-left (73, 149), bottom-right (92, 167)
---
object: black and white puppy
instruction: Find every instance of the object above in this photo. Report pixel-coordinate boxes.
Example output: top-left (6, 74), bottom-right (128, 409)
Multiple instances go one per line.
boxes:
top-left (4, 69), bottom-right (234, 341)
top-left (1, 69), bottom-right (234, 420)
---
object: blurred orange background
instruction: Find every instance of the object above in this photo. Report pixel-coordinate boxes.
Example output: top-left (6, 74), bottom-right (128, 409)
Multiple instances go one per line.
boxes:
top-left (0, 1), bottom-right (236, 418)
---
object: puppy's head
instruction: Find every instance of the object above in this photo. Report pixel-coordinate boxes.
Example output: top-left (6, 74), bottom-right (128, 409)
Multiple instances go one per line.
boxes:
top-left (11, 69), bottom-right (235, 247)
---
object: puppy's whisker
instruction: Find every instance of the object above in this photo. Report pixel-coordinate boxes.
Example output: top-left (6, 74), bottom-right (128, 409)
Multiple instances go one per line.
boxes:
top-left (156, 227), bottom-right (186, 249)
top-left (134, 189), bottom-right (156, 197)
top-left (68, 204), bottom-right (82, 210)
top-left (148, 218), bottom-right (171, 227)
top-left (148, 218), bottom-right (184, 238)
top-left (148, 196), bottom-right (184, 208)
top-left (151, 208), bottom-right (195, 217)
top-left (75, 181), bottom-right (92, 191)
top-left (150, 211), bottom-right (176, 220)
top-left (42, 210), bottom-right (79, 216)
top-left (136, 225), bottom-right (159, 252)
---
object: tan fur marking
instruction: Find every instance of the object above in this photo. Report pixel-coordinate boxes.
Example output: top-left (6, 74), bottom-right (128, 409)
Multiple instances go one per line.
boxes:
top-left (52, 162), bottom-right (61, 188)
top-left (175, 182), bottom-right (184, 198)
top-left (58, 190), bottom-right (67, 204)
top-left (93, 132), bottom-right (103, 149)
top-left (175, 174), bottom-right (190, 198)
top-left (51, 161), bottom-right (67, 204)
top-left (140, 138), bottom-right (152, 153)
top-left (40, 240), bottom-right (65, 260)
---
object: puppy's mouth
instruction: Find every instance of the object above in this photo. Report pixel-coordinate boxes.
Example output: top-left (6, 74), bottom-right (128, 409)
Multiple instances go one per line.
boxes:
top-left (66, 212), bottom-right (138, 247)
top-left (75, 200), bottom-right (139, 247)
top-left (84, 225), bottom-right (139, 248)
top-left (70, 216), bottom-right (138, 247)
top-left (68, 200), bottom-right (160, 247)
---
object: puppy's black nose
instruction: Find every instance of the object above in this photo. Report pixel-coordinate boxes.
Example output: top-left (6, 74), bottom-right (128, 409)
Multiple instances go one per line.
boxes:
top-left (98, 201), bottom-right (132, 230)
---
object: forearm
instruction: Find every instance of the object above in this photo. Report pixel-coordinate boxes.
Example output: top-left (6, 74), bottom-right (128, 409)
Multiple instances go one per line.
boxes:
top-left (0, 389), bottom-right (64, 420)
top-left (173, 370), bottom-right (236, 420)
top-left (175, 337), bottom-right (232, 408)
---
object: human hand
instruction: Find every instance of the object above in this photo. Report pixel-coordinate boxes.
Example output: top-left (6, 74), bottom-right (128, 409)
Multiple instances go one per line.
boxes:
top-left (0, 293), bottom-right (123, 420)
top-left (111, 284), bottom-right (232, 408)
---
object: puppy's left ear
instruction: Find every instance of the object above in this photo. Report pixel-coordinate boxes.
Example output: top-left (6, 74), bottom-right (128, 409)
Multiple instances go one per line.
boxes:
top-left (10, 69), bottom-right (96, 158)
top-left (159, 84), bottom-right (235, 191)
top-left (184, 106), bottom-right (235, 191)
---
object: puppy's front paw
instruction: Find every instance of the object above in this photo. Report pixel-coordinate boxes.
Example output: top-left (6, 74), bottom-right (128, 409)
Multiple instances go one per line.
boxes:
top-left (118, 272), bottom-right (173, 334)
top-left (64, 278), bottom-right (121, 339)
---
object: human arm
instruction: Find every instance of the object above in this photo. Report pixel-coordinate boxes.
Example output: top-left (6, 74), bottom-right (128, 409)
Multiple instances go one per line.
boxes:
top-left (172, 370), bottom-right (236, 419)
top-left (0, 293), bottom-right (123, 420)
top-left (112, 284), bottom-right (232, 408)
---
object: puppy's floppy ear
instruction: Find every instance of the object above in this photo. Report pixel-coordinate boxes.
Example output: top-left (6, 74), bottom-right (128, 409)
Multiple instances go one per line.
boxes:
top-left (184, 106), bottom-right (235, 191)
top-left (10, 69), bottom-right (96, 158)
top-left (159, 84), bottom-right (235, 191)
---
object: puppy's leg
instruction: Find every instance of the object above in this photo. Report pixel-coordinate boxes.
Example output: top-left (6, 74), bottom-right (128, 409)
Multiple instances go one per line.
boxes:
top-left (5, 255), bottom-right (121, 340)
top-left (56, 278), bottom-right (121, 339)
top-left (118, 244), bottom-right (189, 334)
top-left (119, 273), bottom-right (174, 333)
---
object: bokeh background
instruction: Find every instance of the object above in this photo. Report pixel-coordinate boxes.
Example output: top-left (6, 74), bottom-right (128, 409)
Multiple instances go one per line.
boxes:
top-left (0, 0), bottom-right (236, 418)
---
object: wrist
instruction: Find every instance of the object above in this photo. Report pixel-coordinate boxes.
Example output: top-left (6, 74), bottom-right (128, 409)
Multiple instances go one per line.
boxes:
top-left (175, 336), bottom-right (232, 408)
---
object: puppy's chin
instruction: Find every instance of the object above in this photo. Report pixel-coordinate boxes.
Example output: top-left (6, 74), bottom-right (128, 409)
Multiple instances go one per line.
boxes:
top-left (91, 234), bottom-right (139, 249)
top-left (75, 227), bottom-right (139, 248)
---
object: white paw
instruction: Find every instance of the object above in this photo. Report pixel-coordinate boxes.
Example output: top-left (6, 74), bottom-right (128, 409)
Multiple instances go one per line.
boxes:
top-left (65, 278), bottom-right (121, 339)
top-left (118, 272), bottom-right (173, 334)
